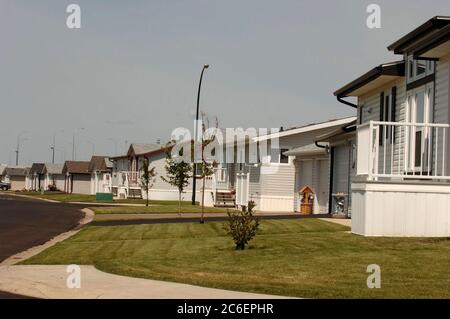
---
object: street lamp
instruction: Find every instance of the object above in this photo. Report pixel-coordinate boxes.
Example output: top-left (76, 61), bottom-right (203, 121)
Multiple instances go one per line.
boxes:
top-left (191, 64), bottom-right (210, 206)
top-left (51, 130), bottom-right (64, 164)
top-left (72, 128), bottom-right (85, 160)
top-left (15, 131), bottom-right (28, 166)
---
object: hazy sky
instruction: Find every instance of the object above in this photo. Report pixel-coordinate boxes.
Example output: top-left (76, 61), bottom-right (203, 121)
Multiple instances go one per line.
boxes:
top-left (1, 0), bottom-right (449, 165)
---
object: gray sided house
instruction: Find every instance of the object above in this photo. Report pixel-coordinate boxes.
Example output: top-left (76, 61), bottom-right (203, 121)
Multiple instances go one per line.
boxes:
top-left (234, 117), bottom-right (356, 213)
top-left (335, 16), bottom-right (450, 236)
top-left (5, 167), bottom-right (30, 191)
top-left (63, 161), bottom-right (91, 194)
top-left (316, 120), bottom-right (357, 217)
top-left (42, 163), bottom-right (65, 191)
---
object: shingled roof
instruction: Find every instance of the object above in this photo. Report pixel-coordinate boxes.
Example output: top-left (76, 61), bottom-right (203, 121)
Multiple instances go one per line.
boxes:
top-left (43, 163), bottom-right (64, 175)
top-left (88, 156), bottom-right (113, 172)
top-left (63, 161), bottom-right (90, 174)
top-left (29, 163), bottom-right (45, 175)
top-left (5, 167), bottom-right (30, 177)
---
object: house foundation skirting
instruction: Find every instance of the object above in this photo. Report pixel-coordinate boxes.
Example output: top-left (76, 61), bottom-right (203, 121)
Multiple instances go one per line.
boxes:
top-left (352, 180), bottom-right (450, 237)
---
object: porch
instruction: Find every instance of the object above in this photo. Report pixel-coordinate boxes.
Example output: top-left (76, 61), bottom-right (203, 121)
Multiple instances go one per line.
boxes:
top-left (353, 121), bottom-right (450, 237)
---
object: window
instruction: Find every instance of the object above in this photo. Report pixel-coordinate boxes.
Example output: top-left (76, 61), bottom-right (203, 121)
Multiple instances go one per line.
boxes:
top-left (270, 148), bottom-right (290, 164)
top-left (407, 55), bottom-right (435, 83)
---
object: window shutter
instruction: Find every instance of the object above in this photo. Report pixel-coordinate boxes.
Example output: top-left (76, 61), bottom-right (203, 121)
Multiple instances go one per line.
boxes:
top-left (379, 92), bottom-right (384, 145)
top-left (391, 87), bottom-right (397, 142)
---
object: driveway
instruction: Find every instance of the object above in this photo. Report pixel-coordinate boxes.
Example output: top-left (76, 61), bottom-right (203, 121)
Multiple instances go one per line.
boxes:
top-left (0, 193), bottom-right (83, 263)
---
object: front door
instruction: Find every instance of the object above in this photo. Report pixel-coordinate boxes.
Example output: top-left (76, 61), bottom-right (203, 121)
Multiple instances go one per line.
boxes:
top-left (406, 84), bottom-right (434, 172)
top-left (235, 173), bottom-right (249, 206)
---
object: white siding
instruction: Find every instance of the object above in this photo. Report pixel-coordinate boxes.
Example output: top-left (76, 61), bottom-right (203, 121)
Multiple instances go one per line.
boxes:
top-left (434, 55), bottom-right (450, 175)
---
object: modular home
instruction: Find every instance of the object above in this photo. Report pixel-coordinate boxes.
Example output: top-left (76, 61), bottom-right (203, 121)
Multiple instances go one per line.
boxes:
top-left (335, 16), bottom-right (450, 237)
top-left (89, 156), bottom-right (112, 194)
top-left (4, 167), bottom-right (29, 191)
top-left (42, 163), bottom-right (65, 191)
top-left (63, 161), bottom-right (91, 194)
top-left (28, 163), bottom-right (45, 191)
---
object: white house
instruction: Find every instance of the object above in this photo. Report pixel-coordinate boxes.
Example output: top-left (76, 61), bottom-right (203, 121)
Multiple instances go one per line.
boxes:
top-left (89, 156), bottom-right (113, 194)
top-left (42, 163), bottom-right (65, 191)
top-left (28, 163), bottom-right (45, 191)
top-left (335, 16), bottom-right (450, 237)
top-left (111, 118), bottom-right (355, 213)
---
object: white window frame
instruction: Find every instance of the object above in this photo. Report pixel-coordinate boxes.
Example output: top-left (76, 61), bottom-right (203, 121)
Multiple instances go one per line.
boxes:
top-left (269, 148), bottom-right (292, 166)
top-left (407, 55), bottom-right (435, 84)
top-left (405, 83), bottom-right (434, 171)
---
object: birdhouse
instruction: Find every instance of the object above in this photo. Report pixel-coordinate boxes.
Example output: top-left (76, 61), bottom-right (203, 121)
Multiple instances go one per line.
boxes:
top-left (299, 186), bottom-right (315, 215)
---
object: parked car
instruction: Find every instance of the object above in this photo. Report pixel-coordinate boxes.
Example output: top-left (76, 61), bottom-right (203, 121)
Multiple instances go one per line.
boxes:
top-left (0, 181), bottom-right (11, 190)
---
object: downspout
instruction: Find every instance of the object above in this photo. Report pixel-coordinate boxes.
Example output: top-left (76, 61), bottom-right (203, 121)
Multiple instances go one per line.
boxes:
top-left (328, 147), bottom-right (335, 215)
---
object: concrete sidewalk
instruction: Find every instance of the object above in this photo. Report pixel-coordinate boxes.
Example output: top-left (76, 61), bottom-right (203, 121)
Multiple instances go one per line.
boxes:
top-left (0, 265), bottom-right (290, 299)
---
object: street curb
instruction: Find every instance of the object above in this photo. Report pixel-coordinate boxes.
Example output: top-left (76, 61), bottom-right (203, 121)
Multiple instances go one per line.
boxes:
top-left (0, 208), bottom-right (94, 266)
top-left (0, 192), bottom-right (60, 203)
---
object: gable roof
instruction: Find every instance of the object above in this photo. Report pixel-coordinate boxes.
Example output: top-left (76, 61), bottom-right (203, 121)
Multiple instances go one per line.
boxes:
top-left (255, 117), bottom-right (356, 142)
top-left (43, 163), bottom-right (64, 175)
top-left (29, 163), bottom-right (45, 175)
top-left (5, 167), bottom-right (30, 177)
top-left (89, 156), bottom-right (112, 172)
top-left (283, 143), bottom-right (328, 157)
top-left (129, 143), bottom-right (162, 156)
top-left (63, 161), bottom-right (90, 174)
top-left (334, 61), bottom-right (405, 98)
top-left (111, 143), bottom-right (164, 160)
top-left (411, 24), bottom-right (450, 59)
top-left (388, 16), bottom-right (450, 54)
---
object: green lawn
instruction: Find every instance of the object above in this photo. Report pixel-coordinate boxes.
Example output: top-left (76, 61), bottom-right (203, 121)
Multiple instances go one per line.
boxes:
top-left (91, 205), bottom-right (239, 215)
top-left (13, 191), bottom-right (194, 206)
top-left (21, 219), bottom-right (450, 298)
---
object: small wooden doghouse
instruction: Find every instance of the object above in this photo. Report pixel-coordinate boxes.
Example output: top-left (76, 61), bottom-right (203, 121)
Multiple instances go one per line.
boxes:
top-left (299, 186), bottom-right (315, 215)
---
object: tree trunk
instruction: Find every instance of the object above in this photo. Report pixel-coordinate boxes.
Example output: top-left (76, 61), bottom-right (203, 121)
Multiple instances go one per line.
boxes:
top-left (146, 188), bottom-right (149, 207)
top-left (178, 191), bottom-right (182, 216)
top-left (201, 176), bottom-right (205, 223)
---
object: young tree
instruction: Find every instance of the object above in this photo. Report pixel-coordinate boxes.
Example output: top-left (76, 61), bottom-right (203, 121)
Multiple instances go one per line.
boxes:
top-left (140, 157), bottom-right (156, 207)
top-left (197, 113), bottom-right (218, 223)
top-left (161, 142), bottom-right (192, 215)
top-left (223, 201), bottom-right (260, 250)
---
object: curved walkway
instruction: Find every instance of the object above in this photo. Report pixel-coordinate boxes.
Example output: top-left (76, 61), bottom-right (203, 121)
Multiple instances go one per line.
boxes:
top-left (0, 265), bottom-right (290, 299)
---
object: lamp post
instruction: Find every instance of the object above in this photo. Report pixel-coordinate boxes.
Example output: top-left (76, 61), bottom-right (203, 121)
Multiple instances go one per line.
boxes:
top-left (51, 130), bottom-right (64, 164)
top-left (72, 128), bottom-right (85, 160)
top-left (15, 131), bottom-right (28, 166)
top-left (191, 64), bottom-right (210, 206)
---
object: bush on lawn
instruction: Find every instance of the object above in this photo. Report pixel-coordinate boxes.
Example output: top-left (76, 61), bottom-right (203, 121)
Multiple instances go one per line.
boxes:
top-left (223, 200), bottom-right (260, 250)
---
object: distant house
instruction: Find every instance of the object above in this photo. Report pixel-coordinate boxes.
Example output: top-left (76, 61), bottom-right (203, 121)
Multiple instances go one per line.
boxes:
top-left (28, 163), bottom-right (45, 191)
top-left (42, 163), bottom-right (65, 191)
top-left (88, 156), bottom-right (113, 194)
top-left (110, 118), bottom-right (356, 213)
top-left (63, 161), bottom-right (91, 194)
top-left (111, 143), bottom-right (164, 198)
top-left (5, 167), bottom-right (30, 191)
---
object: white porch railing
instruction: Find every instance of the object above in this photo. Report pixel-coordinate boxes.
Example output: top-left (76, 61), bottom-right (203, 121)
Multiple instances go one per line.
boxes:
top-left (357, 121), bottom-right (450, 180)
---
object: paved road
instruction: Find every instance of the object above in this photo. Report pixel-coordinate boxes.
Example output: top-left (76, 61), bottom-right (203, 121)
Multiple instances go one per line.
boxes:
top-left (0, 193), bottom-right (84, 298)
top-left (0, 193), bottom-right (83, 263)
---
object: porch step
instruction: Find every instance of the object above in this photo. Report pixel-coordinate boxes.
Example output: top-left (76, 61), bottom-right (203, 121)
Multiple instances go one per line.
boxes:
top-left (128, 188), bottom-right (142, 199)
